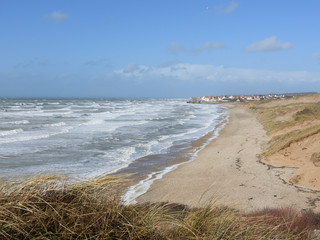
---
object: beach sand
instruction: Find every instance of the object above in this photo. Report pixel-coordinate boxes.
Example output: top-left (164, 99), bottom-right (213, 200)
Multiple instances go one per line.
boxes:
top-left (137, 104), bottom-right (320, 212)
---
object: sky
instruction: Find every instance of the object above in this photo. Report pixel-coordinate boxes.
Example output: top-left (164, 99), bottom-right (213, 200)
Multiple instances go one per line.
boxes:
top-left (1, 0), bottom-right (320, 98)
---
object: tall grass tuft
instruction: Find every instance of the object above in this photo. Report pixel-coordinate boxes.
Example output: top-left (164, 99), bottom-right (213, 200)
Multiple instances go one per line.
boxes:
top-left (0, 175), bottom-right (166, 239)
top-left (0, 175), bottom-right (318, 239)
top-left (246, 207), bottom-right (320, 238)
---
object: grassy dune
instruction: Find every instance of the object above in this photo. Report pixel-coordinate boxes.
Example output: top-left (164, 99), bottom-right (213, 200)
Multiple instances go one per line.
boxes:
top-left (246, 94), bottom-right (320, 157)
top-left (1, 175), bottom-right (320, 239)
top-left (245, 94), bottom-right (320, 188)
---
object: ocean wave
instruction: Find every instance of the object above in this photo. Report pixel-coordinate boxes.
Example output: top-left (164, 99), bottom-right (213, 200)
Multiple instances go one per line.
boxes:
top-left (0, 129), bottom-right (23, 137)
top-left (7, 120), bottom-right (30, 125)
top-left (158, 126), bottom-right (203, 142)
top-left (47, 102), bottom-right (60, 105)
top-left (43, 122), bottom-right (66, 127)
top-left (117, 146), bottom-right (137, 162)
top-left (121, 163), bottom-right (183, 205)
top-left (0, 127), bottom-right (72, 145)
top-left (121, 113), bottom-right (229, 205)
top-left (81, 119), bottom-right (105, 126)
top-left (0, 98), bottom-right (227, 181)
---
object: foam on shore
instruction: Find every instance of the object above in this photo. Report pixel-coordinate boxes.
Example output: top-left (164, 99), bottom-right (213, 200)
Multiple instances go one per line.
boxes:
top-left (121, 114), bottom-right (229, 205)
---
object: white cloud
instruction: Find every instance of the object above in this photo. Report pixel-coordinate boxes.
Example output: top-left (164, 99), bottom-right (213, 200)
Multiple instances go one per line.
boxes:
top-left (114, 63), bottom-right (320, 83)
top-left (192, 42), bottom-right (227, 55)
top-left (167, 42), bottom-right (185, 55)
top-left (246, 36), bottom-right (293, 52)
top-left (217, 1), bottom-right (239, 14)
top-left (115, 63), bottom-right (150, 78)
top-left (47, 11), bottom-right (69, 22)
top-left (312, 53), bottom-right (320, 60)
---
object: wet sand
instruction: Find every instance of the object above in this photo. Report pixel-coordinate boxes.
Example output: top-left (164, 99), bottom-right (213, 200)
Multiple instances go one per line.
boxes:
top-left (137, 104), bottom-right (320, 212)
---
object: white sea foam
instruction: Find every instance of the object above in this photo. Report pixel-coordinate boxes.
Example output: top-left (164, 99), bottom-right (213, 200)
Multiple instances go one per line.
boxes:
top-left (0, 120), bottom-right (30, 125)
top-left (0, 129), bottom-right (23, 137)
top-left (143, 140), bottom-right (159, 155)
top-left (11, 120), bottom-right (30, 125)
top-left (121, 159), bottom-right (193, 205)
top-left (81, 119), bottom-right (105, 126)
top-left (2, 110), bottom-right (63, 117)
top-left (121, 110), bottom-right (229, 205)
top-left (118, 146), bottom-right (137, 162)
top-left (43, 122), bottom-right (66, 127)
top-left (85, 146), bottom-right (140, 179)
top-left (158, 121), bottom-right (212, 142)
top-left (0, 126), bottom-right (72, 145)
top-left (0, 98), bottom-right (228, 182)
top-left (148, 116), bottom-right (167, 121)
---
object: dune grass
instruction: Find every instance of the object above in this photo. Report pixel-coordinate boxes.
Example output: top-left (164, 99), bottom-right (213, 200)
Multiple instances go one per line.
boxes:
top-left (248, 98), bottom-right (320, 131)
top-left (0, 175), bottom-right (319, 239)
top-left (246, 96), bottom-right (320, 156)
top-left (263, 123), bottom-right (320, 157)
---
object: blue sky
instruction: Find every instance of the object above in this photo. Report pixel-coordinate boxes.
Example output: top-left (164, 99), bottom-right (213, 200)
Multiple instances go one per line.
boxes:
top-left (1, 0), bottom-right (320, 98)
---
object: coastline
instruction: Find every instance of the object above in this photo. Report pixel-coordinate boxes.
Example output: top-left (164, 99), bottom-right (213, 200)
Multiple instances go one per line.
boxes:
top-left (120, 112), bottom-right (229, 204)
top-left (137, 103), bottom-right (320, 212)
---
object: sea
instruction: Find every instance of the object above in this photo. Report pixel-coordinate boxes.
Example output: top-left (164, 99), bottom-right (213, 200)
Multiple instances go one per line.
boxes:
top-left (0, 98), bottom-right (228, 203)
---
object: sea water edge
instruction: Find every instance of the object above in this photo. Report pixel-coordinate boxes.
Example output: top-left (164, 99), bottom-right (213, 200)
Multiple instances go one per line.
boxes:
top-left (0, 98), bottom-right (228, 193)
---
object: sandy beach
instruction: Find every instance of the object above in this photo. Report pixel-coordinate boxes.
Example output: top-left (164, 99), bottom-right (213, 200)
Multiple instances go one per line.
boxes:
top-left (137, 104), bottom-right (320, 212)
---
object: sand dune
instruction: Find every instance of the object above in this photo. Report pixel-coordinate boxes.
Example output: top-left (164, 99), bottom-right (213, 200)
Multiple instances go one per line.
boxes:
top-left (247, 95), bottom-right (320, 189)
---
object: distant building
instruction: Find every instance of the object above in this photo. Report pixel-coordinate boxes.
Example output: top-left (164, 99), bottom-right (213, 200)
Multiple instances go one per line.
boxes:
top-left (188, 93), bottom-right (295, 104)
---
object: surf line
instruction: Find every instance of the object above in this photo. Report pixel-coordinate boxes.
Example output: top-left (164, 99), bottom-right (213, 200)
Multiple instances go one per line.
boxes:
top-left (121, 110), bottom-right (229, 205)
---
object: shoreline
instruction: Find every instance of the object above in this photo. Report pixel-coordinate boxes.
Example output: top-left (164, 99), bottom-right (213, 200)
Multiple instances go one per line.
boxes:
top-left (137, 104), bottom-right (320, 212)
top-left (120, 112), bottom-right (229, 204)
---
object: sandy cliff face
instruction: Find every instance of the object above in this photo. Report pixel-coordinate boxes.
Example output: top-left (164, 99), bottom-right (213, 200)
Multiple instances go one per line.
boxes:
top-left (247, 94), bottom-right (320, 189)
top-left (268, 131), bottom-right (320, 189)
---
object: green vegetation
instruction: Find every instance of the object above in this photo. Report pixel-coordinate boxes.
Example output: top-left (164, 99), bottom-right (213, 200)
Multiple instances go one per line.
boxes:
top-left (247, 96), bottom-right (320, 156)
top-left (254, 107), bottom-right (293, 132)
top-left (264, 124), bottom-right (320, 157)
top-left (1, 175), bottom-right (319, 239)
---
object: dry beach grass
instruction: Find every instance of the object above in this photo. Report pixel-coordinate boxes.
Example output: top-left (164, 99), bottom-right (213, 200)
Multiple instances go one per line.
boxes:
top-left (1, 175), bottom-right (320, 239)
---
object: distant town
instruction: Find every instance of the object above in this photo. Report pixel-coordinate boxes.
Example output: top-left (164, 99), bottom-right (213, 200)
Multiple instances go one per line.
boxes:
top-left (188, 93), bottom-right (294, 104)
